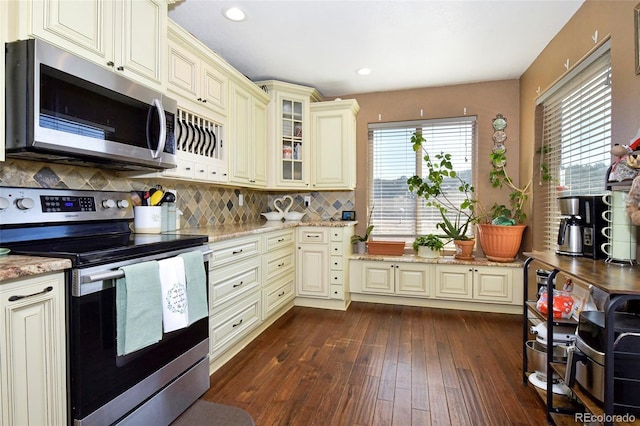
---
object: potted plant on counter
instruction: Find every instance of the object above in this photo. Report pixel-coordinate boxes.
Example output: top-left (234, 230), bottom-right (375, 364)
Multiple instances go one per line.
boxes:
top-left (413, 234), bottom-right (444, 258)
top-left (407, 132), bottom-right (479, 260)
top-left (351, 225), bottom-right (374, 254)
top-left (478, 114), bottom-right (551, 262)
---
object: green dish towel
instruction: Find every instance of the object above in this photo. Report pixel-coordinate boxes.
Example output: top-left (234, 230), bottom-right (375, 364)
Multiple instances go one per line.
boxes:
top-left (116, 261), bottom-right (163, 356)
top-left (180, 251), bottom-right (208, 325)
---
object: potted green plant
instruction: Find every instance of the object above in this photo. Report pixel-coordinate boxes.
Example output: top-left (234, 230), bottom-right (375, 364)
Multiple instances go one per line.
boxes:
top-left (478, 115), bottom-right (552, 262)
top-left (351, 225), bottom-right (374, 254)
top-left (413, 234), bottom-right (444, 258)
top-left (407, 132), bottom-right (479, 260)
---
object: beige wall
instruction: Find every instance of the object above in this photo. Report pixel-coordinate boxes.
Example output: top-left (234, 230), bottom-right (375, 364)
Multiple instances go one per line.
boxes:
top-left (520, 0), bottom-right (638, 251)
top-left (343, 80), bottom-right (520, 247)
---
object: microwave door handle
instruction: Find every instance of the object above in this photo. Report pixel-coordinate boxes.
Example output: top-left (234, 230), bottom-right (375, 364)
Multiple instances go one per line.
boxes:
top-left (147, 98), bottom-right (167, 159)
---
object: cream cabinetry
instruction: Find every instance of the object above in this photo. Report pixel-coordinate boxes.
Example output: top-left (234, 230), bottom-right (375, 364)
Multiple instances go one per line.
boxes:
top-left (261, 229), bottom-right (296, 320)
top-left (310, 100), bottom-right (360, 190)
top-left (256, 80), bottom-right (322, 190)
top-left (360, 261), bottom-right (432, 297)
top-left (228, 80), bottom-right (269, 188)
top-left (208, 235), bottom-right (262, 360)
top-left (15, 0), bottom-right (166, 90)
top-left (296, 226), bottom-right (353, 309)
top-left (166, 21), bottom-right (228, 118)
top-left (435, 264), bottom-right (516, 304)
top-left (0, 273), bottom-right (66, 426)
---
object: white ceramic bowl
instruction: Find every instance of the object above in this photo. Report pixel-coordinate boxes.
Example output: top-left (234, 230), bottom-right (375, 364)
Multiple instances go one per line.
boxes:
top-left (284, 211), bottom-right (306, 222)
top-left (261, 211), bottom-right (284, 221)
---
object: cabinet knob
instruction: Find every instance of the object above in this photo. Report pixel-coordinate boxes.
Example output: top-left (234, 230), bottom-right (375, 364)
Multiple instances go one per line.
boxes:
top-left (106, 61), bottom-right (114, 67)
top-left (117, 66), bottom-right (124, 71)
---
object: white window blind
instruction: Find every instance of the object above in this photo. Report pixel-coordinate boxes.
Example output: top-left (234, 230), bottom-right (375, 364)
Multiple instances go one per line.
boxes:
top-left (538, 44), bottom-right (611, 251)
top-left (368, 117), bottom-right (477, 243)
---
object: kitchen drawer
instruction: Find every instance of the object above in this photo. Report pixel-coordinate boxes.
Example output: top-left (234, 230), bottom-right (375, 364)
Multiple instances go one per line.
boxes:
top-left (330, 270), bottom-right (344, 285)
top-left (210, 257), bottom-right (260, 311)
top-left (263, 247), bottom-right (295, 284)
top-left (330, 242), bottom-right (344, 256)
top-left (262, 273), bottom-right (295, 320)
top-left (209, 291), bottom-right (261, 359)
top-left (209, 235), bottom-right (261, 268)
top-left (263, 229), bottom-right (295, 252)
top-left (330, 229), bottom-right (344, 242)
top-left (297, 228), bottom-right (328, 244)
top-left (330, 256), bottom-right (344, 271)
top-left (330, 284), bottom-right (344, 300)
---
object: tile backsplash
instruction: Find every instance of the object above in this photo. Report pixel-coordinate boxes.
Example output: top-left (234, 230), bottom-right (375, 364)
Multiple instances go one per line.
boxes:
top-left (0, 159), bottom-right (355, 227)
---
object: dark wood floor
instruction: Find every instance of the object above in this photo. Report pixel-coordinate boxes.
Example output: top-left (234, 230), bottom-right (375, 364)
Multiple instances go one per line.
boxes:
top-left (203, 302), bottom-right (548, 425)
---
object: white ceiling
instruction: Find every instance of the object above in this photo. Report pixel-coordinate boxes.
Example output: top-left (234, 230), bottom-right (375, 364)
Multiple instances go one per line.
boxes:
top-left (168, 0), bottom-right (584, 97)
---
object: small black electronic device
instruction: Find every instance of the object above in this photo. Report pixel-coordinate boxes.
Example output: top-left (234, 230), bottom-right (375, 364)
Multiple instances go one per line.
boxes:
top-left (341, 211), bottom-right (356, 221)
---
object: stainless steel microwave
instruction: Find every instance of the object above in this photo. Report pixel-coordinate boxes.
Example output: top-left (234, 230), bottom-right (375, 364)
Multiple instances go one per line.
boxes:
top-left (5, 39), bottom-right (177, 171)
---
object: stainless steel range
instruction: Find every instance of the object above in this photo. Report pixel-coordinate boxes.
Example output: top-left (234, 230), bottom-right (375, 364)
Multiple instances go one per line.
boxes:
top-left (0, 186), bottom-right (211, 426)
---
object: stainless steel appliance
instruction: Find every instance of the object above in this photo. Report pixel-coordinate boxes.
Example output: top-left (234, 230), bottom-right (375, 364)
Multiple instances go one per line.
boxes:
top-left (579, 195), bottom-right (608, 259)
top-left (556, 196), bottom-right (583, 256)
top-left (5, 39), bottom-right (177, 171)
top-left (565, 311), bottom-right (640, 412)
top-left (0, 187), bottom-right (210, 425)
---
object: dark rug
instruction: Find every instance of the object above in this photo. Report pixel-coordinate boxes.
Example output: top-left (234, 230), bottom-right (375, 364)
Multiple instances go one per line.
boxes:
top-left (171, 400), bottom-right (255, 426)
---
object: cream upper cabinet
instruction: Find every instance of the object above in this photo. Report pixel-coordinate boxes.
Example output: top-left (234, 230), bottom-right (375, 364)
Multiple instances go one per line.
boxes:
top-left (310, 99), bottom-right (360, 190)
top-left (256, 80), bottom-right (321, 190)
top-left (166, 21), bottom-right (228, 117)
top-left (19, 0), bottom-right (166, 90)
top-left (0, 273), bottom-right (66, 426)
top-left (228, 80), bottom-right (269, 188)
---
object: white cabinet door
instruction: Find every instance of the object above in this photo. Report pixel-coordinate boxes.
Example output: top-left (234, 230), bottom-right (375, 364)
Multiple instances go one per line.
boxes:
top-left (396, 263), bottom-right (432, 297)
top-left (252, 96), bottom-right (268, 186)
top-left (28, 0), bottom-right (164, 89)
top-left (435, 265), bottom-right (473, 300)
top-left (361, 262), bottom-right (395, 294)
top-left (473, 267), bottom-right (513, 304)
top-left (310, 99), bottom-right (359, 190)
top-left (0, 273), bottom-right (66, 426)
top-left (296, 243), bottom-right (330, 298)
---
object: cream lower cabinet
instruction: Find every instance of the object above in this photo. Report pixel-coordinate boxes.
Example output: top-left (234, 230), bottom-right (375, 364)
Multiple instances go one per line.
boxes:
top-left (295, 226), bottom-right (353, 309)
top-left (17, 0), bottom-right (166, 90)
top-left (361, 261), bottom-right (432, 297)
top-left (435, 264), bottom-right (516, 304)
top-left (262, 229), bottom-right (296, 320)
top-left (0, 273), bottom-right (67, 426)
top-left (208, 235), bottom-right (262, 360)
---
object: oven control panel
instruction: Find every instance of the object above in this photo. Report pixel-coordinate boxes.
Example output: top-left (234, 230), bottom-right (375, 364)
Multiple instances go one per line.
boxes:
top-left (0, 187), bottom-right (133, 225)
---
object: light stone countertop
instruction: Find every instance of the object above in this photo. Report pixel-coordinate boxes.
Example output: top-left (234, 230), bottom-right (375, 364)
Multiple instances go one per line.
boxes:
top-left (0, 255), bottom-right (72, 283)
top-left (180, 220), bottom-right (358, 243)
top-left (350, 253), bottom-right (524, 268)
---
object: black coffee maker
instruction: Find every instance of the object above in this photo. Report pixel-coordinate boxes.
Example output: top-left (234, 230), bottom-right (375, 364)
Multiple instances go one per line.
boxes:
top-left (579, 195), bottom-right (608, 259)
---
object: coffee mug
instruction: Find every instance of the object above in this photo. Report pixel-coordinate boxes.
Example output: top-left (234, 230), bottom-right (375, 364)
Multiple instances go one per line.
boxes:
top-left (601, 240), bottom-right (636, 261)
top-left (601, 224), bottom-right (637, 243)
top-left (601, 226), bottom-right (612, 239)
top-left (602, 210), bottom-right (612, 222)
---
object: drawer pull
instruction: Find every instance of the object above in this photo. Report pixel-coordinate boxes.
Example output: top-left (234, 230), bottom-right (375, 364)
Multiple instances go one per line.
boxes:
top-left (308, 235), bottom-right (320, 238)
top-left (334, 248), bottom-right (338, 251)
top-left (334, 277), bottom-right (338, 280)
top-left (9, 286), bottom-right (53, 302)
top-left (278, 291), bottom-right (285, 297)
top-left (277, 262), bottom-right (285, 267)
top-left (277, 238), bottom-right (285, 242)
top-left (232, 249), bottom-right (244, 255)
top-left (233, 281), bottom-right (244, 288)
top-left (334, 262), bottom-right (338, 266)
top-left (232, 318), bottom-right (244, 328)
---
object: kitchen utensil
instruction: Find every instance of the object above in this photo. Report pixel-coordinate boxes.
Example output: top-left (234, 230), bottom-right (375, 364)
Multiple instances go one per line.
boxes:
top-left (130, 191), bottom-right (143, 207)
top-left (159, 192), bottom-right (176, 205)
top-left (149, 189), bottom-right (165, 206)
top-left (0, 248), bottom-right (11, 256)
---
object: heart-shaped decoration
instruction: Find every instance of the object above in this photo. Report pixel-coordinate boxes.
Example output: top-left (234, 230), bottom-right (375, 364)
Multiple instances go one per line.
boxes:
top-left (273, 197), bottom-right (285, 213)
top-left (274, 196), bottom-right (293, 213)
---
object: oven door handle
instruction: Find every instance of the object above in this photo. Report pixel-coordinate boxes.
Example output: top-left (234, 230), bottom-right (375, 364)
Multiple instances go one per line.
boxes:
top-left (81, 249), bottom-right (213, 284)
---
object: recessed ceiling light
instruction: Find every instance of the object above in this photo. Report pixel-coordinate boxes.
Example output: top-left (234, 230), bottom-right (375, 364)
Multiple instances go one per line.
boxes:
top-left (356, 67), bottom-right (372, 76)
top-left (223, 7), bottom-right (246, 22)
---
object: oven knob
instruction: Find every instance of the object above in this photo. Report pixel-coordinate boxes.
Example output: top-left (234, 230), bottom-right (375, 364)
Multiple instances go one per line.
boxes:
top-left (0, 197), bottom-right (9, 210)
top-left (117, 199), bottom-right (130, 209)
top-left (16, 197), bottom-right (35, 210)
top-left (102, 199), bottom-right (116, 209)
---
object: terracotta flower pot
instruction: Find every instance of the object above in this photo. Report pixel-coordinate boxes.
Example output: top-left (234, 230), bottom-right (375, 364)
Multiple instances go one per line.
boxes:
top-left (453, 239), bottom-right (475, 260)
top-left (477, 223), bottom-right (527, 262)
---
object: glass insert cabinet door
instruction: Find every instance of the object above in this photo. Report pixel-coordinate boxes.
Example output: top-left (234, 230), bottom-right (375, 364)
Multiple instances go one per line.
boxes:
top-left (281, 99), bottom-right (304, 182)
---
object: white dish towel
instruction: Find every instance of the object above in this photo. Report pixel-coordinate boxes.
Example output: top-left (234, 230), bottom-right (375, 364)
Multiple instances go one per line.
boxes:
top-left (158, 256), bottom-right (189, 332)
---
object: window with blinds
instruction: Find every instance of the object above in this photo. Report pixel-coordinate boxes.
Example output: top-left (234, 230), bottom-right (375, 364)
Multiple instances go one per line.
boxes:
top-left (368, 117), bottom-right (477, 243)
top-left (538, 42), bottom-right (611, 251)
